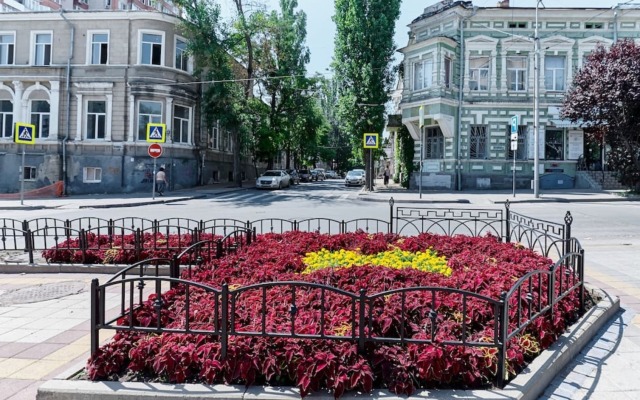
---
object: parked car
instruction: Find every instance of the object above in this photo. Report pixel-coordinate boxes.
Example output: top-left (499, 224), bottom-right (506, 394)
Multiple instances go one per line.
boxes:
top-left (256, 170), bottom-right (291, 189)
top-left (345, 170), bottom-right (365, 186)
top-left (325, 170), bottom-right (338, 179)
top-left (311, 169), bottom-right (325, 181)
top-left (287, 169), bottom-right (300, 185)
top-left (298, 169), bottom-right (312, 182)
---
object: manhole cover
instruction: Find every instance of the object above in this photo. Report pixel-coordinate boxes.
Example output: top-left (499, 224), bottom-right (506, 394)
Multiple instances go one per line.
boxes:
top-left (0, 281), bottom-right (87, 306)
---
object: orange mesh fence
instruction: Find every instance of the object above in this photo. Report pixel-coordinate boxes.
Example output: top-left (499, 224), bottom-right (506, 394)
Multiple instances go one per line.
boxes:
top-left (0, 181), bottom-right (64, 199)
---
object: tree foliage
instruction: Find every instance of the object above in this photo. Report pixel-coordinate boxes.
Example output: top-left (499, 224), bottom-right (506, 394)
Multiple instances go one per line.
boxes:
top-left (562, 39), bottom-right (640, 190)
top-left (333, 0), bottom-right (401, 163)
top-left (395, 126), bottom-right (415, 189)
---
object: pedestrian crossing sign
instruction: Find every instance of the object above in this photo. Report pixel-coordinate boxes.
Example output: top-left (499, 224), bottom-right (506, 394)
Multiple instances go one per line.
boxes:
top-left (14, 123), bottom-right (36, 145)
top-left (146, 123), bottom-right (166, 143)
top-left (363, 133), bottom-right (379, 149)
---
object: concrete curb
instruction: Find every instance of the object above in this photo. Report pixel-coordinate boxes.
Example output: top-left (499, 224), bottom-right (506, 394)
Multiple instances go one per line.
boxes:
top-left (78, 195), bottom-right (207, 209)
top-left (36, 287), bottom-right (619, 400)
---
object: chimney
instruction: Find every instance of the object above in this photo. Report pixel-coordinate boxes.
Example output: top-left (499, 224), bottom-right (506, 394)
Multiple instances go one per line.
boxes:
top-left (498, 0), bottom-right (510, 7)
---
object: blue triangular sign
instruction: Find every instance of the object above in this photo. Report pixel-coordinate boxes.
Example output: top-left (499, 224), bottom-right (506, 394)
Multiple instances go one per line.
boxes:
top-left (366, 136), bottom-right (376, 146)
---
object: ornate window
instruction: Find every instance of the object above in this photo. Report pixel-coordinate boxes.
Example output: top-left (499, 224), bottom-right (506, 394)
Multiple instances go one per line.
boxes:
top-left (87, 101), bottom-right (106, 140)
top-left (89, 32), bottom-right (109, 65)
top-left (413, 57), bottom-right (433, 90)
top-left (545, 129), bottom-right (564, 160)
top-left (507, 56), bottom-right (527, 91)
top-left (544, 56), bottom-right (566, 91)
top-left (33, 32), bottom-right (52, 66)
top-left (469, 125), bottom-right (487, 159)
top-left (424, 127), bottom-right (444, 159)
top-left (30, 100), bottom-right (50, 138)
top-left (172, 104), bottom-right (190, 144)
top-left (469, 57), bottom-right (490, 91)
top-left (137, 100), bottom-right (162, 140)
top-left (0, 100), bottom-right (12, 138)
top-left (0, 33), bottom-right (14, 65)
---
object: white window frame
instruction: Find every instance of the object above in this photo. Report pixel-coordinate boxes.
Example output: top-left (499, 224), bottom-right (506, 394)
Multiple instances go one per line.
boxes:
top-left (0, 99), bottom-right (13, 139)
top-left (544, 55), bottom-right (566, 92)
top-left (507, 56), bottom-right (527, 92)
top-left (468, 56), bottom-right (490, 91)
top-left (83, 167), bottom-right (102, 183)
top-left (137, 100), bottom-right (163, 141)
top-left (0, 31), bottom-right (15, 65)
top-left (21, 166), bottom-right (37, 181)
top-left (31, 31), bottom-right (53, 66)
top-left (138, 30), bottom-right (165, 66)
top-left (172, 104), bottom-right (191, 144)
top-left (443, 56), bottom-right (452, 89)
top-left (86, 100), bottom-right (107, 140)
top-left (174, 36), bottom-right (190, 72)
top-left (87, 30), bottom-right (109, 65)
top-left (210, 121), bottom-right (219, 150)
top-left (412, 56), bottom-right (433, 91)
top-left (30, 99), bottom-right (50, 139)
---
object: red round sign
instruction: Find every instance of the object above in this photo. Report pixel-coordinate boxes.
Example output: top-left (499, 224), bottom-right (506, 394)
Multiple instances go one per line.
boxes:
top-left (148, 143), bottom-right (163, 158)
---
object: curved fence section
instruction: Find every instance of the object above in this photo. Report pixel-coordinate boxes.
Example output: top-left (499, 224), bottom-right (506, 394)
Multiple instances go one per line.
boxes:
top-left (394, 207), bottom-right (504, 238)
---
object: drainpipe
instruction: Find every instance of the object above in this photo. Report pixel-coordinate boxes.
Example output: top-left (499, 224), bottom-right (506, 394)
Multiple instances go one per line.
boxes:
top-left (613, 5), bottom-right (618, 42)
top-left (456, 7), bottom-right (478, 191)
top-left (60, 10), bottom-right (74, 195)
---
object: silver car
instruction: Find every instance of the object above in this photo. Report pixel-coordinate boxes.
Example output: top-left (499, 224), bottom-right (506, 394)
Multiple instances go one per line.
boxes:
top-left (345, 170), bottom-right (365, 186)
top-left (256, 170), bottom-right (291, 189)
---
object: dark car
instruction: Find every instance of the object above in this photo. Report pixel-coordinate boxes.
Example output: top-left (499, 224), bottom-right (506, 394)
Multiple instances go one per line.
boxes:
top-left (298, 169), bottom-right (312, 182)
top-left (287, 169), bottom-right (300, 185)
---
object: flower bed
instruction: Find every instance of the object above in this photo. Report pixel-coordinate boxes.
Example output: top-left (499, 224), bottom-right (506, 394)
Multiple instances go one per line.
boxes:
top-left (86, 231), bottom-right (581, 397)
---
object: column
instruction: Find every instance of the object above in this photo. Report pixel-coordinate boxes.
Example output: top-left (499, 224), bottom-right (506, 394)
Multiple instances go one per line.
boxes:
top-left (75, 93), bottom-right (83, 140)
top-left (13, 81), bottom-right (24, 123)
top-left (49, 80), bottom-right (60, 139)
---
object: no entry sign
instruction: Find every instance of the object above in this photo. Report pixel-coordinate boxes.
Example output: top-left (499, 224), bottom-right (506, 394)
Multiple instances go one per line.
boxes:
top-left (148, 143), bottom-right (163, 158)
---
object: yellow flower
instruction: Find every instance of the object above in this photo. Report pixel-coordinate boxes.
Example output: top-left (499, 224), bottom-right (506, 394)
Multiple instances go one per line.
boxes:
top-left (301, 246), bottom-right (450, 276)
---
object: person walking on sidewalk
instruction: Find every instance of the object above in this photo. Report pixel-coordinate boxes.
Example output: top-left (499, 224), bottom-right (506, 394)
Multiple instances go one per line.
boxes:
top-left (383, 166), bottom-right (390, 186)
top-left (156, 167), bottom-right (168, 196)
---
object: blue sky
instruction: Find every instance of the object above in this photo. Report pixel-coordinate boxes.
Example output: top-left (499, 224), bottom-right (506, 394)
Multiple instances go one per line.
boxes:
top-left (219, 0), bottom-right (626, 76)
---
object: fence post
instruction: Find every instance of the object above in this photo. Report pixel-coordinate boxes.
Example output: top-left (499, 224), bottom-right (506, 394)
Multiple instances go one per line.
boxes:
top-left (170, 255), bottom-right (179, 288)
top-left (548, 263), bottom-right (556, 315)
top-left (496, 291), bottom-right (508, 388)
top-left (26, 229), bottom-right (34, 264)
top-left (579, 248), bottom-right (585, 315)
top-left (388, 197), bottom-right (395, 234)
top-left (245, 228), bottom-right (252, 245)
top-left (504, 200), bottom-right (511, 243)
top-left (108, 219), bottom-right (114, 237)
top-left (80, 229), bottom-right (88, 264)
top-left (252, 227), bottom-right (257, 242)
top-left (135, 228), bottom-right (142, 261)
top-left (341, 220), bottom-right (345, 234)
top-left (358, 289), bottom-right (366, 353)
top-left (65, 219), bottom-right (71, 239)
top-left (221, 284), bottom-right (228, 359)
top-left (563, 211), bottom-right (573, 268)
top-left (193, 227), bottom-right (200, 244)
top-left (153, 219), bottom-right (159, 235)
top-left (216, 239), bottom-right (223, 259)
top-left (90, 278), bottom-right (99, 356)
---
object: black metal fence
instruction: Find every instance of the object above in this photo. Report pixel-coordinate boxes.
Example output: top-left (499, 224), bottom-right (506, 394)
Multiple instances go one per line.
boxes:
top-left (1, 199), bottom-right (572, 265)
top-left (81, 201), bottom-right (584, 389)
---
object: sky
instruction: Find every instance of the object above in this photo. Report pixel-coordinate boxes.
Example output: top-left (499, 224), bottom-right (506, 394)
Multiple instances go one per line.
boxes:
top-left (219, 0), bottom-right (626, 76)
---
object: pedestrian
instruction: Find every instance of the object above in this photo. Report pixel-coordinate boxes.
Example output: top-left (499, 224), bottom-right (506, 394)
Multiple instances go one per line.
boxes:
top-left (156, 167), bottom-right (168, 196)
top-left (383, 166), bottom-right (390, 186)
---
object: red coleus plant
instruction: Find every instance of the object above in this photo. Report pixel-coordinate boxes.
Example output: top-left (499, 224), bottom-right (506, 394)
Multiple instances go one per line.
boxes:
top-left (86, 231), bottom-right (582, 398)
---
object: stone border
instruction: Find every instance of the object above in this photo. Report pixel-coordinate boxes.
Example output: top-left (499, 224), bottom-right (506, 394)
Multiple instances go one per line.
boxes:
top-left (36, 287), bottom-right (618, 400)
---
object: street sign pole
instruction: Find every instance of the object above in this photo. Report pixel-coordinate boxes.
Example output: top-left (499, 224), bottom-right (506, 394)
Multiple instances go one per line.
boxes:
top-left (510, 115), bottom-right (519, 198)
top-left (20, 145), bottom-right (25, 205)
top-left (419, 106), bottom-right (424, 199)
top-left (512, 145), bottom-right (516, 198)
top-left (152, 158), bottom-right (157, 200)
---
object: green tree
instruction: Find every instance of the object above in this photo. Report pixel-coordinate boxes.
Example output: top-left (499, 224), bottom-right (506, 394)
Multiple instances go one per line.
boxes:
top-left (253, 0), bottom-right (312, 168)
top-left (333, 0), bottom-right (401, 163)
top-left (562, 39), bottom-right (640, 190)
